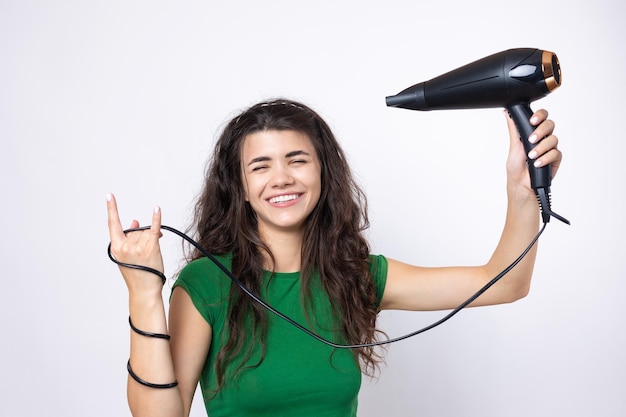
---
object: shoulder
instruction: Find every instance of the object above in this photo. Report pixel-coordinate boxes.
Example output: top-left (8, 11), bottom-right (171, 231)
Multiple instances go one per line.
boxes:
top-left (172, 254), bottom-right (234, 323)
top-left (178, 253), bottom-right (233, 282)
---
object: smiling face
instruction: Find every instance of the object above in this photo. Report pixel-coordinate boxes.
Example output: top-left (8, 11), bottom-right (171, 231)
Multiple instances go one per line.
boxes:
top-left (241, 129), bottom-right (322, 238)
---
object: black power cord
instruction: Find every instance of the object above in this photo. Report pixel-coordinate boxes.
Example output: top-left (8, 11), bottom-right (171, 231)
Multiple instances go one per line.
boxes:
top-left (108, 222), bottom-right (547, 349)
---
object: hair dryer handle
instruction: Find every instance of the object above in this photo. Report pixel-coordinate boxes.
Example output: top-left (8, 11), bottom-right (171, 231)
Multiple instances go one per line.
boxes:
top-left (506, 103), bottom-right (552, 190)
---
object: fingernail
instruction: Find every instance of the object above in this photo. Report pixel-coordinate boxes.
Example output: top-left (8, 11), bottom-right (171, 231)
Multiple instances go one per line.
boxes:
top-left (154, 206), bottom-right (161, 214)
top-left (528, 134), bottom-right (538, 144)
top-left (106, 193), bottom-right (112, 202)
top-left (530, 116), bottom-right (539, 124)
top-left (528, 150), bottom-right (537, 159)
top-left (533, 159), bottom-right (542, 167)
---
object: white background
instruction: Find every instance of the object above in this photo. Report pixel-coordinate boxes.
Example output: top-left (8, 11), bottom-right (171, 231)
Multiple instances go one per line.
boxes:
top-left (2, 1), bottom-right (624, 416)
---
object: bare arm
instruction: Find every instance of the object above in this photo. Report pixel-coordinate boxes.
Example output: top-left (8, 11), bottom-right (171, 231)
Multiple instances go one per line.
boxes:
top-left (107, 194), bottom-right (210, 417)
top-left (170, 287), bottom-right (212, 416)
top-left (380, 109), bottom-right (562, 311)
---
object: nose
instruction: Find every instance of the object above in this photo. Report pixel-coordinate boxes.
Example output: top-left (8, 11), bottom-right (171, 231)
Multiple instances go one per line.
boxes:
top-left (270, 164), bottom-right (294, 188)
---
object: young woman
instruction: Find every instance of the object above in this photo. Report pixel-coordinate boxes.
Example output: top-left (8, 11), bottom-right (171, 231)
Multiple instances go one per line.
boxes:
top-left (106, 98), bottom-right (562, 417)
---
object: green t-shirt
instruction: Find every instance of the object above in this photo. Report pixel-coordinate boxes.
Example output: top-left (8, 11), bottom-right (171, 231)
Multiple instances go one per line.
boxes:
top-left (172, 253), bottom-right (388, 417)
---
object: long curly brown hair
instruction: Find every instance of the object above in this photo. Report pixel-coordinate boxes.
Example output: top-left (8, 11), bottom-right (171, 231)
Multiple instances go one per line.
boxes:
top-left (186, 98), bottom-right (384, 392)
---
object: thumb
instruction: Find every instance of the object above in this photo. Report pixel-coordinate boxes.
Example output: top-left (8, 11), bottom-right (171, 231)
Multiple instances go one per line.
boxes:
top-left (504, 110), bottom-right (522, 146)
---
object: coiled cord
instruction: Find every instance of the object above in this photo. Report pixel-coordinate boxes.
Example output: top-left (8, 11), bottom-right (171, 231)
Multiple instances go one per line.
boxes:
top-left (108, 222), bottom-right (547, 349)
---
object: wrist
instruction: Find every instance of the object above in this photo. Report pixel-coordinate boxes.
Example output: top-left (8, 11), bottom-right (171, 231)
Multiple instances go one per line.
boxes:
top-left (122, 267), bottom-right (167, 296)
top-left (505, 182), bottom-right (541, 225)
top-left (506, 180), bottom-right (537, 206)
top-left (128, 286), bottom-right (164, 311)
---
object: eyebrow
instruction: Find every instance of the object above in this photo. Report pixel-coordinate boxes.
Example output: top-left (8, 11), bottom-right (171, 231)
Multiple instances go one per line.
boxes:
top-left (247, 150), bottom-right (311, 166)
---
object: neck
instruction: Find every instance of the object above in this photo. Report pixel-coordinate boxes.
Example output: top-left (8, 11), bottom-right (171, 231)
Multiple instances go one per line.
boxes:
top-left (259, 228), bottom-right (304, 272)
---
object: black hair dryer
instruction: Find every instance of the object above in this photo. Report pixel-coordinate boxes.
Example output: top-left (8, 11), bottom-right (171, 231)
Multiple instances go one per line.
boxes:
top-left (386, 48), bottom-right (569, 224)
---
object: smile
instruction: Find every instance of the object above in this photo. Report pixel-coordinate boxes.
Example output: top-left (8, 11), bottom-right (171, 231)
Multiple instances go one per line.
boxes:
top-left (268, 194), bottom-right (301, 204)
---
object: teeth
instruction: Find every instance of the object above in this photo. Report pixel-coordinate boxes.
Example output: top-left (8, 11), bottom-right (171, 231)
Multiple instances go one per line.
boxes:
top-left (269, 194), bottom-right (299, 204)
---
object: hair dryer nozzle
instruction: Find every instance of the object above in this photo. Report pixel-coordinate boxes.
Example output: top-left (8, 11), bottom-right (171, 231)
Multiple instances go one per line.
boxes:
top-left (385, 83), bottom-right (428, 110)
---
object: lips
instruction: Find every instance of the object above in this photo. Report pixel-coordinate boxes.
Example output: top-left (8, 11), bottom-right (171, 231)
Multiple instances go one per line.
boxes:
top-left (268, 193), bottom-right (301, 204)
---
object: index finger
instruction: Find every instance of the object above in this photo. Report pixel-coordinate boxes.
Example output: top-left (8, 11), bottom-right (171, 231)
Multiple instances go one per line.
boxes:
top-left (106, 193), bottom-right (126, 242)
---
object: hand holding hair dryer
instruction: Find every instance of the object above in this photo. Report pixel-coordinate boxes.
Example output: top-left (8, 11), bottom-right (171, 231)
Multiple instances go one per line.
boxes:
top-left (386, 48), bottom-right (569, 224)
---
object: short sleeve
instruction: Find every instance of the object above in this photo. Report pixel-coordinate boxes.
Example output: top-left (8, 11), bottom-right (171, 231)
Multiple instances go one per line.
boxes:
top-left (171, 255), bottom-right (233, 326)
top-left (368, 254), bottom-right (388, 303)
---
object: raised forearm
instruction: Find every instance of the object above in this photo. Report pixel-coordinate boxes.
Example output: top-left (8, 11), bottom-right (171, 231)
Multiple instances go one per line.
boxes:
top-left (483, 185), bottom-right (541, 302)
top-left (127, 290), bottom-right (185, 417)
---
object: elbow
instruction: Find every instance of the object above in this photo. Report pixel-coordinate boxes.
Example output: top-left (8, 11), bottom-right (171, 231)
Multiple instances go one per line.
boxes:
top-left (505, 279), bottom-right (531, 303)
top-left (512, 285), bottom-right (530, 302)
top-left (482, 265), bottom-right (533, 304)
